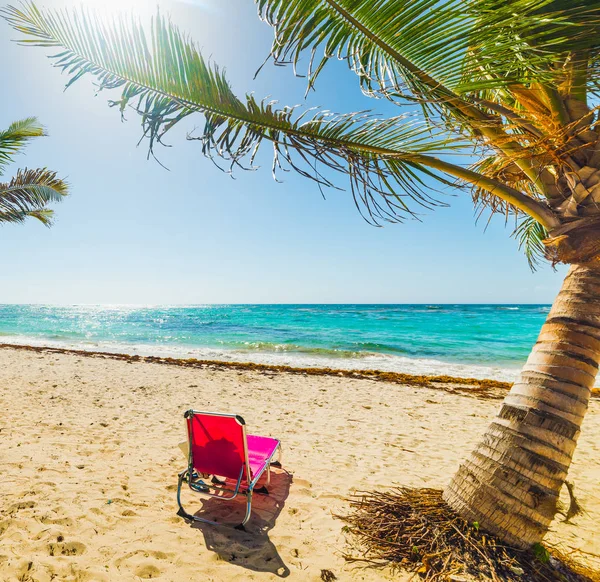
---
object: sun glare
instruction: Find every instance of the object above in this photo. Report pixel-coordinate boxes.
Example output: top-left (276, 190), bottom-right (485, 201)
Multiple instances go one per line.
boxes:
top-left (47, 0), bottom-right (218, 21)
top-left (68, 0), bottom-right (157, 17)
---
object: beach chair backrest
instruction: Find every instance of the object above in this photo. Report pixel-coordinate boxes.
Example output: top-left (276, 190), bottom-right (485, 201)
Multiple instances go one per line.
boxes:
top-left (185, 411), bottom-right (248, 481)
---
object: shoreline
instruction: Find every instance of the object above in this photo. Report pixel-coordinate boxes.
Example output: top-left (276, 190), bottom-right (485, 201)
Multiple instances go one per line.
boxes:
top-left (0, 333), bottom-right (525, 383)
top-left (3, 340), bottom-right (600, 401)
top-left (0, 341), bottom-right (516, 399)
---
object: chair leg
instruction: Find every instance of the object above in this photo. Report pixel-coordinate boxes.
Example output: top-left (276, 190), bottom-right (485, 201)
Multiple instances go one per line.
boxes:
top-left (176, 470), bottom-right (196, 521)
top-left (239, 488), bottom-right (253, 528)
top-left (177, 469), bottom-right (227, 526)
top-left (178, 468), bottom-right (251, 529)
top-left (270, 444), bottom-right (283, 468)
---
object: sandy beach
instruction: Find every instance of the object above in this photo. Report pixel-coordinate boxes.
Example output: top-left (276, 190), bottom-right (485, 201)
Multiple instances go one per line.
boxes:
top-left (1, 345), bottom-right (599, 581)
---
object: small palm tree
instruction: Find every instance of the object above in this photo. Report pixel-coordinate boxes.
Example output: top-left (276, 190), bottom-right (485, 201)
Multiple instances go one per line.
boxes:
top-left (0, 117), bottom-right (67, 225)
top-left (4, 0), bottom-right (600, 548)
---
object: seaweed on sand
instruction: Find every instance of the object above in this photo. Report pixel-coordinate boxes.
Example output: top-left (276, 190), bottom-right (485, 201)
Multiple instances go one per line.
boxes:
top-left (2, 343), bottom-right (600, 402)
top-left (0, 342), bottom-right (529, 400)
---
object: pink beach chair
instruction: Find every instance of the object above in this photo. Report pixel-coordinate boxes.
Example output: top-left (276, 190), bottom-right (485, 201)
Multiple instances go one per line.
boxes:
top-left (177, 410), bottom-right (282, 530)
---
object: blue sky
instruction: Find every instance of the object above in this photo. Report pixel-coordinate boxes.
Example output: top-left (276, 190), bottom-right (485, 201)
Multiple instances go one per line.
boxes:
top-left (0, 0), bottom-right (566, 304)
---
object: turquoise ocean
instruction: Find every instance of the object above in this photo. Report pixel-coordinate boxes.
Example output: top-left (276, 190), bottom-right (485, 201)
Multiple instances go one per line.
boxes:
top-left (0, 304), bottom-right (552, 381)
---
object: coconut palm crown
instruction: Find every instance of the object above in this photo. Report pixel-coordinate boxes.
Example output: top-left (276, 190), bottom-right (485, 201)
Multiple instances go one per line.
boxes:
top-left (4, 0), bottom-right (600, 548)
top-left (0, 116), bottom-right (68, 225)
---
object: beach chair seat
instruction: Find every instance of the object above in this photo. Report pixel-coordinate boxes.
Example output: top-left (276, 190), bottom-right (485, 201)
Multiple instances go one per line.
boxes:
top-left (247, 434), bottom-right (280, 480)
top-left (177, 410), bottom-right (282, 530)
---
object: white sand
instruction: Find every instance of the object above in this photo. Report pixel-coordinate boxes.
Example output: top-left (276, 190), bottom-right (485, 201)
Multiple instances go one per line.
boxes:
top-left (1, 347), bottom-right (599, 581)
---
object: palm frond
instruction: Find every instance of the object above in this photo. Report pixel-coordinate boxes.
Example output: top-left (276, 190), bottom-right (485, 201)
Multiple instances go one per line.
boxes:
top-left (0, 117), bottom-right (45, 175)
top-left (0, 207), bottom-right (55, 226)
top-left (256, 0), bottom-right (473, 112)
top-left (512, 214), bottom-right (549, 270)
top-left (471, 155), bottom-right (543, 214)
top-left (0, 167), bottom-right (68, 226)
top-left (2, 2), bottom-right (479, 225)
top-left (255, 0), bottom-right (600, 108)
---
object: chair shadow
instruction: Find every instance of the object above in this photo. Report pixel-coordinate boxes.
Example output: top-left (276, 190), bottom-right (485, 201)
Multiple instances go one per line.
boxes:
top-left (182, 468), bottom-right (293, 578)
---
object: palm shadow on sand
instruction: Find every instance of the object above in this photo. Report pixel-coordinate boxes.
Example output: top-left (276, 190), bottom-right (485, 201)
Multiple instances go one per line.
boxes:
top-left (182, 468), bottom-right (293, 578)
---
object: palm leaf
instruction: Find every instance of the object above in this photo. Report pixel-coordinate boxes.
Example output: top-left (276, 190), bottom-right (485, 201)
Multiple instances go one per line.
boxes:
top-left (2, 2), bottom-right (481, 225)
top-left (0, 117), bottom-right (45, 175)
top-left (512, 214), bottom-right (549, 270)
top-left (256, 0), bottom-right (472, 110)
top-left (0, 207), bottom-right (55, 226)
top-left (471, 155), bottom-right (543, 213)
top-left (462, 1), bottom-right (600, 103)
top-left (255, 0), bottom-right (600, 108)
top-left (0, 167), bottom-right (68, 226)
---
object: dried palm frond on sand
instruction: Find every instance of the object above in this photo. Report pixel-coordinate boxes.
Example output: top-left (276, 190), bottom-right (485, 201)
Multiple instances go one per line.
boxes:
top-left (340, 487), bottom-right (599, 581)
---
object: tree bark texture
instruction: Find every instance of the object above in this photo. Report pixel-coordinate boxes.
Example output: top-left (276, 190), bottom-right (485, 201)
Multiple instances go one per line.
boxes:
top-left (444, 263), bottom-right (600, 548)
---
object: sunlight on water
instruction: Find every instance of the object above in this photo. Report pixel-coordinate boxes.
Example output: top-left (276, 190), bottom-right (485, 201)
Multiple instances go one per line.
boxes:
top-left (0, 304), bottom-right (552, 381)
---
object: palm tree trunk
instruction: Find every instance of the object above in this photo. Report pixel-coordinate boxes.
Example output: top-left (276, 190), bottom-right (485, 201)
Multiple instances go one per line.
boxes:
top-left (443, 263), bottom-right (600, 548)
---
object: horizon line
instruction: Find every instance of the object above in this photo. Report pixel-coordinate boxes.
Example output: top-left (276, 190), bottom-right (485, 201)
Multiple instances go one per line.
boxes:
top-left (0, 302), bottom-right (552, 307)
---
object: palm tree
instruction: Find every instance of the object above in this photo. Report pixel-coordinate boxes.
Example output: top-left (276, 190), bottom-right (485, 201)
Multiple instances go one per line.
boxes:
top-left (4, 0), bottom-right (600, 549)
top-left (0, 117), bottom-right (68, 225)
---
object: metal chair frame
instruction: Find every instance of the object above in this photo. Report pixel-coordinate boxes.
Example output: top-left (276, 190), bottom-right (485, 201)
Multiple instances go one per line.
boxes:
top-left (176, 409), bottom-right (282, 529)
